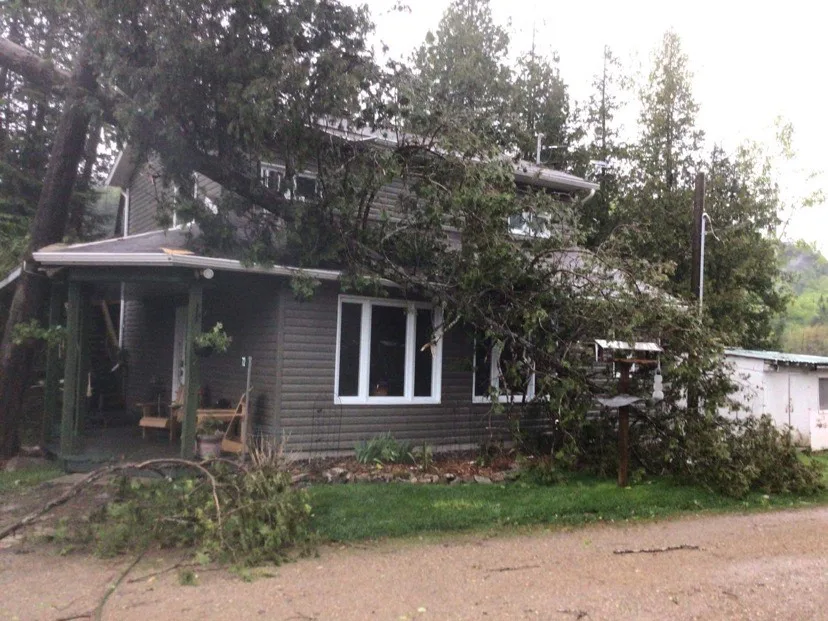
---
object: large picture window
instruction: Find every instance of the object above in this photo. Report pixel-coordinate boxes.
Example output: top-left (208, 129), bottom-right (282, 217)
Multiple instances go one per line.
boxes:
top-left (335, 296), bottom-right (443, 404)
top-left (472, 338), bottom-right (535, 403)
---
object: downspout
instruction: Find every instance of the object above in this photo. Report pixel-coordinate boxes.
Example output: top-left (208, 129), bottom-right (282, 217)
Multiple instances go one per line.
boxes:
top-left (579, 188), bottom-right (597, 204)
top-left (121, 188), bottom-right (130, 237)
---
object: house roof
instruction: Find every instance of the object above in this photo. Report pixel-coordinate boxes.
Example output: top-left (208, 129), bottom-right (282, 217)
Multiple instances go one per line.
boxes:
top-left (318, 120), bottom-right (599, 193)
top-left (105, 122), bottom-right (599, 195)
top-left (725, 348), bottom-right (828, 367)
top-left (595, 339), bottom-right (663, 352)
top-left (32, 228), bottom-right (383, 284)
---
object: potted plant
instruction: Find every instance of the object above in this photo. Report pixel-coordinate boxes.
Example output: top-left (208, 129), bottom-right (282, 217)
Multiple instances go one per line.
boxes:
top-left (196, 417), bottom-right (226, 458)
top-left (194, 322), bottom-right (232, 357)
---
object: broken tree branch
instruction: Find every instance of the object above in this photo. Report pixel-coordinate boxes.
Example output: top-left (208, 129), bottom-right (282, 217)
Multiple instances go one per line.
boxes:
top-left (613, 544), bottom-right (701, 555)
top-left (0, 458), bottom-right (242, 541)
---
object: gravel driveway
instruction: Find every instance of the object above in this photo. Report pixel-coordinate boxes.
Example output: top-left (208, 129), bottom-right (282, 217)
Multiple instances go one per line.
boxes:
top-left (1, 506), bottom-right (826, 620)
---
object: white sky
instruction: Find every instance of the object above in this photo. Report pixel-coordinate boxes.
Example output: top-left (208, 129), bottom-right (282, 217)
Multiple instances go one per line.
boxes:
top-left (346, 0), bottom-right (828, 252)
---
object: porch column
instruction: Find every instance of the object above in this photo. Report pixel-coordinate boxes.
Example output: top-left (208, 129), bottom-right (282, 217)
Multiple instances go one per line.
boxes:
top-left (42, 283), bottom-right (65, 446)
top-left (180, 282), bottom-right (202, 459)
top-left (60, 281), bottom-right (86, 456)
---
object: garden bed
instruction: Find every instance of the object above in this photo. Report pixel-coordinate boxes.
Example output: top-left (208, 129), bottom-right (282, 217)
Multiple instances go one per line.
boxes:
top-left (288, 450), bottom-right (523, 485)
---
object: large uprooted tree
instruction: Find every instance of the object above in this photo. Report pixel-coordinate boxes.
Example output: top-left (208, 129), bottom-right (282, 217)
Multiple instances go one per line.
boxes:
top-left (0, 0), bottom-right (820, 496)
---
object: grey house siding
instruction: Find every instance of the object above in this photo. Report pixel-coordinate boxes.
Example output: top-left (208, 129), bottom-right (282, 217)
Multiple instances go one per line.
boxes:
top-left (121, 292), bottom-right (175, 409)
top-left (119, 274), bottom-right (501, 450)
top-left (126, 166), bottom-right (161, 235)
top-left (278, 282), bottom-right (493, 451)
top-left (198, 275), bottom-right (281, 435)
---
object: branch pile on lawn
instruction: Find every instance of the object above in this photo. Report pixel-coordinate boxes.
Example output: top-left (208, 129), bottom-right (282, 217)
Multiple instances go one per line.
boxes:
top-left (0, 455), bottom-right (314, 566)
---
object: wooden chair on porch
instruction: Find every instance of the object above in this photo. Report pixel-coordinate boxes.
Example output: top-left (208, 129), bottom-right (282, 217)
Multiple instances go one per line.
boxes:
top-left (138, 387), bottom-right (184, 443)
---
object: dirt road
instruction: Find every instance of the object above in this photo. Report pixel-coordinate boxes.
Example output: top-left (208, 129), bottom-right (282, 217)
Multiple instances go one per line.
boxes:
top-left (1, 506), bottom-right (826, 620)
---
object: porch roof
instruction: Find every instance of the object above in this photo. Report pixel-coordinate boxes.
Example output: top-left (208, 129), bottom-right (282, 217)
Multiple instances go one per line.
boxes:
top-left (32, 228), bottom-right (351, 283)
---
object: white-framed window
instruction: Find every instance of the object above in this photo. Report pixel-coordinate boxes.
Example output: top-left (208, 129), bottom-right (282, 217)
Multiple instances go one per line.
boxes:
top-left (472, 338), bottom-right (536, 403)
top-left (335, 296), bottom-right (443, 405)
top-left (819, 377), bottom-right (828, 411)
top-left (509, 211), bottom-right (552, 238)
top-left (259, 163), bottom-right (321, 202)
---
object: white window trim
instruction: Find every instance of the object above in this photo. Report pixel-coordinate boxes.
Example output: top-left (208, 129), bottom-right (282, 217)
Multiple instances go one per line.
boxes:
top-left (472, 340), bottom-right (536, 404)
top-left (334, 295), bottom-right (443, 405)
top-left (259, 162), bottom-right (321, 202)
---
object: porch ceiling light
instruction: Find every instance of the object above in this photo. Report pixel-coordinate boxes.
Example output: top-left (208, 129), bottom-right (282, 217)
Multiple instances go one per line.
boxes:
top-left (201, 268), bottom-right (215, 279)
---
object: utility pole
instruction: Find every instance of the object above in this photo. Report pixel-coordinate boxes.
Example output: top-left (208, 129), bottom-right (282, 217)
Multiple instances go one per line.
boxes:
top-left (688, 172), bottom-right (705, 416)
top-left (690, 172), bottom-right (706, 306)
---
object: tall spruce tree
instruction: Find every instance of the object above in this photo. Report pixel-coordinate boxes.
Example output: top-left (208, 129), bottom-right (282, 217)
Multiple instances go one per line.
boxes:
top-left (409, 0), bottom-right (513, 146)
top-left (511, 43), bottom-right (571, 168)
top-left (581, 45), bottom-right (629, 246)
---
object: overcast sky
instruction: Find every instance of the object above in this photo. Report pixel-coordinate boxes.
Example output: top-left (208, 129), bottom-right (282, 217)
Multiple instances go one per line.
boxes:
top-left (345, 0), bottom-right (828, 252)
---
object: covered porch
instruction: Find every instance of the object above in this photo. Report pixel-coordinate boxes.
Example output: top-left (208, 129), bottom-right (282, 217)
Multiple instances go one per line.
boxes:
top-left (42, 264), bottom-right (210, 462)
top-left (31, 228), bottom-right (314, 465)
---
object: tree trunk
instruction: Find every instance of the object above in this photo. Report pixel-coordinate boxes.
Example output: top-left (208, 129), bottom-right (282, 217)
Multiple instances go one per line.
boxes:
top-left (0, 42), bottom-right (96, 458)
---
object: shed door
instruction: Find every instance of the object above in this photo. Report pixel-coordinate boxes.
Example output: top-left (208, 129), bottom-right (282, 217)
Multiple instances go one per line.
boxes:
top-left (788, 373), bottom-right (812, 445)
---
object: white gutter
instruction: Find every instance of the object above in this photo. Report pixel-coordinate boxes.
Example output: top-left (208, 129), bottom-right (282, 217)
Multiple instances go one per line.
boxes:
top-left (0, 266), bottom-right (22, 292)
top-left (122, 188), bottom-right (130, 236)
top-left (31, 250), bottom-right (398, 286)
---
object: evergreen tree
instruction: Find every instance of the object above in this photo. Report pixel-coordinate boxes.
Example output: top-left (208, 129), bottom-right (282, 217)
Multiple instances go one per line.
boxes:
top-left (511, 44), bottom-right (571, 168)
top-left (408, 0), bottom-right (513, 146)
top-left (581, 45), bottom-right (629, 246)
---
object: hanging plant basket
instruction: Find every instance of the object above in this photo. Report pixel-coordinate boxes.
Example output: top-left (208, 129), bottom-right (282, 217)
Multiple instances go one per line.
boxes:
top-left (193, 322), bottom-right (232, 357)
top-left (194, 343), bottom-right (215, 357)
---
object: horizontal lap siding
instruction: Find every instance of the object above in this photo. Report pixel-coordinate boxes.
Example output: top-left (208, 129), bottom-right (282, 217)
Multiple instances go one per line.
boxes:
top-left (198, 275), bottom-right (281, 435)
top-left (279, 283), bottom-right (495, 451)
top-left (127, 166), bottom-right (161, 235)
top-left (122, 294), bottom-right (175, 411)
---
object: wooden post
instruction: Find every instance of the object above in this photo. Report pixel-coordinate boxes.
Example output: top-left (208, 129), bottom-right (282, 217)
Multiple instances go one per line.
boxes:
top-left (180, 282), bottom-right (202, 459)
top-left (74, 290), bottom-right (91, 441)
top-left (60, 282), bottom-right (82, 456)
top-left (42, 284), bottom-right (64, 446)
top-left (241, 356), bottom-right (253, 460)
top-left (617, 362), bottom-right (631, 488)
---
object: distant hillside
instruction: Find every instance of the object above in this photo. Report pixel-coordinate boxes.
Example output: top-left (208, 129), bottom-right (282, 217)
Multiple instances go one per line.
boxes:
top-left (779, 241), bottom-right (828, 354)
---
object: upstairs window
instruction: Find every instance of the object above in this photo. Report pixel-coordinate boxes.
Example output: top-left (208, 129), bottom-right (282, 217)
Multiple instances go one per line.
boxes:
top-left (473, 338), bottom-right (536, 403)
top-left (335, 296), bottom-right (443, 405)
top-left (509, 211), bottom-right (552, 238)
top-left (259, 163), bottom-right (321, 202)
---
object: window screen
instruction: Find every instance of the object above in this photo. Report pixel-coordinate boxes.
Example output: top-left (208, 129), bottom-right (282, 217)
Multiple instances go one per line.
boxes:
top-left (820, 378), bottom-right (828, 410)
top-left (337, 302), bottom-right (362, 397)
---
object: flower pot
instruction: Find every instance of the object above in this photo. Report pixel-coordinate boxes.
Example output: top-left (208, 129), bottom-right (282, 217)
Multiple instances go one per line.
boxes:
top-left (194, 344), bottom-right (214, 357)
top-left (195, 432), bottom-right (223, 458)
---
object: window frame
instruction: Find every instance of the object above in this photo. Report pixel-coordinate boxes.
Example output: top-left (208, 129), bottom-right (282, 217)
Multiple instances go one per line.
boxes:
top-left (508, 211), bottom-right (552, 238)
top-left (259, 162), bottom-right (321, 202)
top-left (334, 295), bottom-right (443, 405)
top-left (472, 339), bottom-right (536, 404)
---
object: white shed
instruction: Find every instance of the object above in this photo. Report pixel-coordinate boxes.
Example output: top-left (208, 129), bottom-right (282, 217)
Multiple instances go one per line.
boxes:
top-left (724, 349), bottom-right (828, 451)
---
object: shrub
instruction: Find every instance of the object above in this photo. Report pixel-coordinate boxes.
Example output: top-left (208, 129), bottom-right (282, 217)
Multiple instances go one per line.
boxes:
top-left (354, 432), bottom-right (415, 465)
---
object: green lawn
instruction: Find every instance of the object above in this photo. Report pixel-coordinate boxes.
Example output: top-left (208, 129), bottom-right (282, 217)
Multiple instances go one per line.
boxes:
top-left (308, 472), bottom-right (828, 542)
top-left (0, 464), bottom-right (62, 495)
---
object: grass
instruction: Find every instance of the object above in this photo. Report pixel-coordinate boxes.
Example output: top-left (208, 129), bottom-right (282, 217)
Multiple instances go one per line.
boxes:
top-left (309, 471), bottom-right (828, 542)
top-left (0, 464), bottom-right (62, 495)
